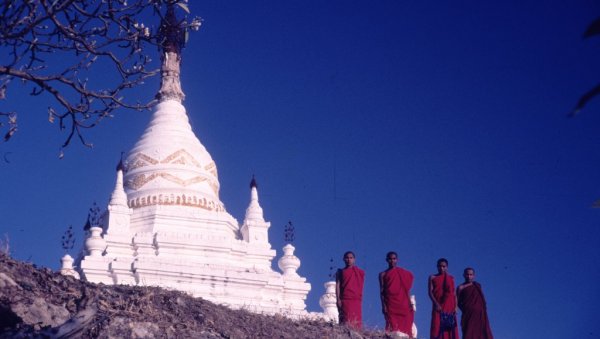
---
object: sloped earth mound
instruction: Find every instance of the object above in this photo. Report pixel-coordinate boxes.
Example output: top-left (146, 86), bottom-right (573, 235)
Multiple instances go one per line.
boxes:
top-left (0, 253), bottom-right (390, 338)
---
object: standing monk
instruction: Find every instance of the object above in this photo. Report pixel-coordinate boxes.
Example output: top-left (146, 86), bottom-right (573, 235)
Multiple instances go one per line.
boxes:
top-left (336, 251), bottom-right (365, 329)
top-left (379, 251), bottom-right (414, 337)
top-left (457, 268), bottom-right (493, 339)
top-left (428, 258), bottom-right (459, 339)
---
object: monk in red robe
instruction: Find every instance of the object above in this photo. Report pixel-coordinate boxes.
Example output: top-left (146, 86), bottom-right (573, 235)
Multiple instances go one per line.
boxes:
top-left (379, 251), bottom-right (414, 336)
top-left (336, 251), bottom-right (365, 329)
top-left (428, 258), bottom-right (459, 339)
top-left (457, 268), bottom-right (493, 339)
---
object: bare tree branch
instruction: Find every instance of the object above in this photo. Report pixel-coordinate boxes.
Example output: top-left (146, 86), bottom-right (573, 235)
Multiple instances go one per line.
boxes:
top-left (0, 0), bottom-right (200, 149)
top-left (570, 16), bottom-right (600, 117)
top-left (569, 83), bottom-right (600, 117)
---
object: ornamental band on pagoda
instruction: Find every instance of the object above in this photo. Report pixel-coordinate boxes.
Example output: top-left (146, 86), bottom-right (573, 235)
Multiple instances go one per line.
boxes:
top-left (59, 4), bottom-right (340, 320)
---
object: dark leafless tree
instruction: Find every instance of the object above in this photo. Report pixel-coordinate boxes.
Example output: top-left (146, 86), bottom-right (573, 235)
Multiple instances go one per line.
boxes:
top-left (61, 224), bottom-right (75, 253)
top-left (0, 0), bottom-right (200, 150)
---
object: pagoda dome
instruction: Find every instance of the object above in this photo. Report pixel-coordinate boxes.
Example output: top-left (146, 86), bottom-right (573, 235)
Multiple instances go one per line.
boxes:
top-left (123, 99), bottom-right (224, 212)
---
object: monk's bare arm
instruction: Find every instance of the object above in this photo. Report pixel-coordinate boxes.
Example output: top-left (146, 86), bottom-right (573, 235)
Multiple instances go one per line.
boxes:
top-left (428, 275), bottom-right (441, 311)
top-left (456, 286), bottom-right (460, 307)
top-left (455, 284), bottom-right (460, 312)
top-left (379, 271), bottom-right (386, 314)
top-left (455, 294), bottom-right (459, 312)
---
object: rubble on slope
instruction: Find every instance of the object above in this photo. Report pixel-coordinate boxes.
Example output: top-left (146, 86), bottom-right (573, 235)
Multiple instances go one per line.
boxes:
top-left (0, 253), bottom-right (391, 338)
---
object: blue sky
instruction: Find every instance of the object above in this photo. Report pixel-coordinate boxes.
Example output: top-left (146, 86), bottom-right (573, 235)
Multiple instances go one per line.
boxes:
top-left (2, 1), bottom-right (600, 338)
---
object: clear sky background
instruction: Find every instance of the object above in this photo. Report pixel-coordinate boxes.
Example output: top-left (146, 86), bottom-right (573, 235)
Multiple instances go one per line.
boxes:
top-left (2, 1), bottom-right (600, 338)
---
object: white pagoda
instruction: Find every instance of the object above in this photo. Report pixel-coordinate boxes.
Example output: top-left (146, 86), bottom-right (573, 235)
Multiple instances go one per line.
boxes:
top-left (71, 5), bottom-right (315, 316)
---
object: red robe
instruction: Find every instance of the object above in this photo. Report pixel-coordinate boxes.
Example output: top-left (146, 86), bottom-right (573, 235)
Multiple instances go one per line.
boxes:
top-left (457, 282), bottom-right (493, 339)
top-left (430, 273), bottom-right (459, 339)
top-left (381, 267), bottom-right (414, 335)
top-left (338, 266), bottom-right (365, 329)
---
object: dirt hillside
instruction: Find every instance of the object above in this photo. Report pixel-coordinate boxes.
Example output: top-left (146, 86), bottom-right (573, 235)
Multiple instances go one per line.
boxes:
top-left (0, 253), bottom-right (392, 338)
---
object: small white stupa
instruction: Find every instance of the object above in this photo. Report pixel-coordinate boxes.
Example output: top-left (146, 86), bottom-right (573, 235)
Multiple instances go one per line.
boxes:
top-left (72, 5), bottom-right (314, 316)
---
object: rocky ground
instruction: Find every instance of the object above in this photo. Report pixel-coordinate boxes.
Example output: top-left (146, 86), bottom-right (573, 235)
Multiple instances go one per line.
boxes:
top-left (0, 253), bottom-right (394, 338)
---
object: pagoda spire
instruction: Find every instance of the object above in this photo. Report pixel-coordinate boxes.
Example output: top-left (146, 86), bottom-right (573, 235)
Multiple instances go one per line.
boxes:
top-left (244, 175), bottom-right (265, 222)
top-left (108, 157), bottom-right (128, 207)
top-left (241, 176), bottom-right (271, 245)
top-left (156, 5), bottom-right (185, 103)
